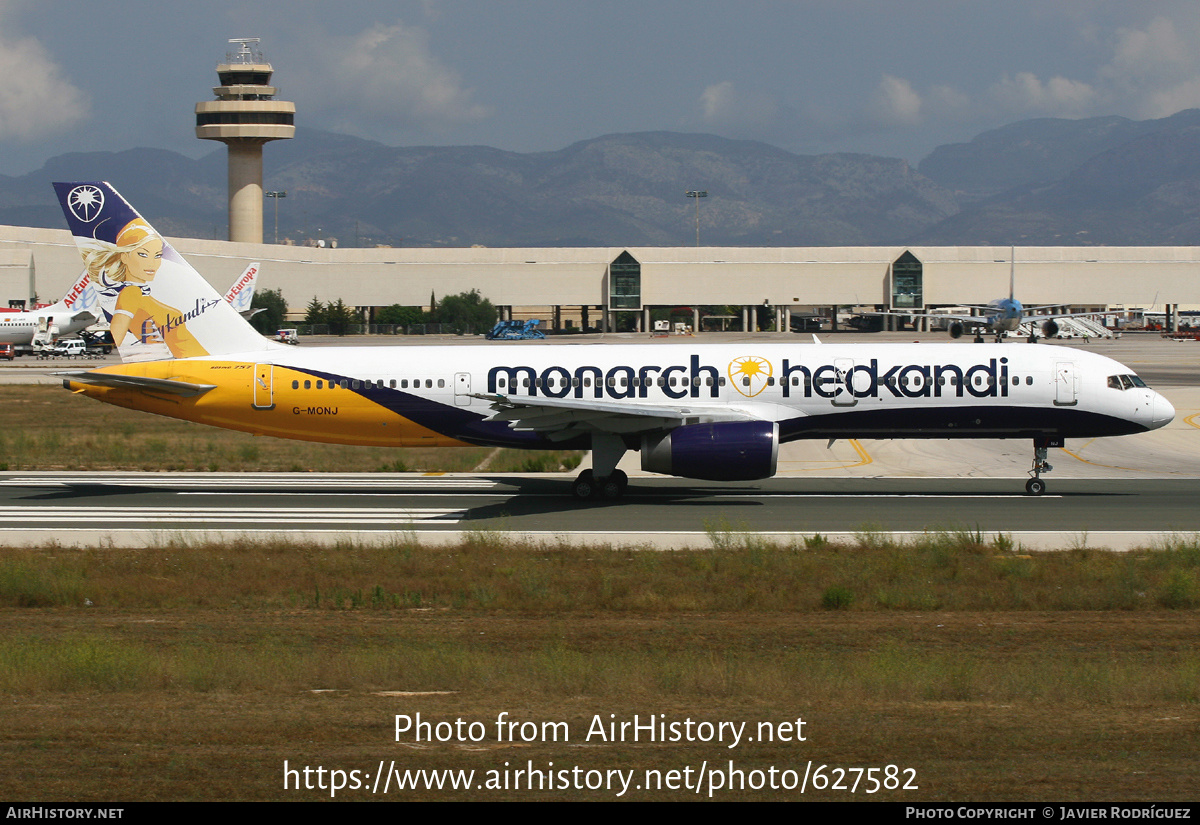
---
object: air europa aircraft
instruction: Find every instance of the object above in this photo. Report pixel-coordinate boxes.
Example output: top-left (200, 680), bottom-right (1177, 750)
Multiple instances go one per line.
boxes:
top-left (0, 270), bottom-right (97, 345)
top-left (54, 181), bottom-right (1174, 499)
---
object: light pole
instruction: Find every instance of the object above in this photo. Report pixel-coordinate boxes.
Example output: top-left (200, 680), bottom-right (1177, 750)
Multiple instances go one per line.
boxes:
top-left (265, 191), bottom-right (287, 243)
top-left (685, 190), bottom-right (707, 246)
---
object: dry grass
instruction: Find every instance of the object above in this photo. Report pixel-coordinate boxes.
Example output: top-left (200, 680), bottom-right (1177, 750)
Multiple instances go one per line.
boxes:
top-left (0, 384), bottom-right (581, 473)
top-left (0, 535), bottom-right (1197, 801)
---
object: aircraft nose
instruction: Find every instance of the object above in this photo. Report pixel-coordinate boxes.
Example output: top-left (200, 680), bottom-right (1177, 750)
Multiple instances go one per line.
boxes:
top-left (1151, 392), bottom-right (1175, 429)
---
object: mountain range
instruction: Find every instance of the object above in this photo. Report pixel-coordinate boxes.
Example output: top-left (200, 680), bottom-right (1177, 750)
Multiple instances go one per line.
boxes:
top-left (5, 110), bottom-right (1200, 247)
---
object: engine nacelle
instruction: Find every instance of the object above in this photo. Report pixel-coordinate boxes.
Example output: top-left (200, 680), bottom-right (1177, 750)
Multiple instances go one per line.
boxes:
top-left (641, 421), bottom-right (779, 481)
top-left (948, 322), bottom-right (964, 339)
top-left (1041, 319), bottom-right (1060, 338)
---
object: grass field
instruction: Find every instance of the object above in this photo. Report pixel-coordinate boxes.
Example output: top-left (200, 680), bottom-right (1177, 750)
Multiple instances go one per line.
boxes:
top-left (0, 384), bottom-right (581, 473)
top-left (1, 532), bottom-right (1198, 801)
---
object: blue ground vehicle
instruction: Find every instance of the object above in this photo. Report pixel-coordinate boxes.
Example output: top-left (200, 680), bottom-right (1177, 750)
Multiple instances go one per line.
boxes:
top-left (486, 319), bottom-right (545, 340)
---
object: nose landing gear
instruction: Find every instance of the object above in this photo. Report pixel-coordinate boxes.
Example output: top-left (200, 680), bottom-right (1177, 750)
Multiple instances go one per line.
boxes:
top-left (1026, 436), bottom-right (1062, 495)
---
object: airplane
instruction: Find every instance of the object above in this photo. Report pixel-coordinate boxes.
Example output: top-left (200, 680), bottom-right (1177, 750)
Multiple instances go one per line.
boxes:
top-left (878, 249), bottom-right (1105, 343)
top-left (52, 181), bottom-right (1174, 498)
top-left (0, 260), bottom-right (259, 355)
top-left (0, 271), bottom-right (97, 346)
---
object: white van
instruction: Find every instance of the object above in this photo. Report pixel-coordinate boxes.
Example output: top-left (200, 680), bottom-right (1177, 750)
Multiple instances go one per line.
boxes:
top-left (53, 339), bottom-right (86, 358)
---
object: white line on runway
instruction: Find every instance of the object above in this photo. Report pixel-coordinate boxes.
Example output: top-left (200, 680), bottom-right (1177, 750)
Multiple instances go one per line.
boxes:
top-left (0, 507), bottom-right (465, 523)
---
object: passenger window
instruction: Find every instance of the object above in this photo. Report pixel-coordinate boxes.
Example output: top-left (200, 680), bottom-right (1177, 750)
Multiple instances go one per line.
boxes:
top-left (438, 379), bottom-right (445, 388)
top-left (304, 380), bottom-right (311, 389)
top-left (292, 380), bottom-right (299, 389)
top-left (317, 380), bottom-right (323, 389)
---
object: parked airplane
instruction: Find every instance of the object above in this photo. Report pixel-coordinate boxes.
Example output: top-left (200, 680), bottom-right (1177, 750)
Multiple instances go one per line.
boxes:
top-left (0, 260), bottom-right (259, 354)
top-left (0, 271), bottom-right (97, 345)
top-left (882, 250), bottom-right (1102, 343)
top-left (53, 182), bottom-right (1174, 498)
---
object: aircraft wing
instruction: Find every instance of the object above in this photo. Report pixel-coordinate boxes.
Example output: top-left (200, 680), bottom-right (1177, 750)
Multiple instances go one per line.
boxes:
top-left (1022, 308), bottom-right (1104, 320)
top-left (56, 370), bottom-right (216, 398)
top-left (860, 310), bottom-right (991, 328)
top-left (470, 392), bottom-right (757, 439)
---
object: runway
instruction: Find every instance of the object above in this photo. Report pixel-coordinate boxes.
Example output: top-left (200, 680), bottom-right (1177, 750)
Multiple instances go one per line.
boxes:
top-left (2, 470), bottom-right (1198, 550)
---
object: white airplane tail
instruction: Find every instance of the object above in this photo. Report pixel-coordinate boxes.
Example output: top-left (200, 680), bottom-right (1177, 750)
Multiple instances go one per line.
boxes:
top-left (224, 262), bottom-right (260, 315)
top-left (52, 181), bottom-right (276, 362)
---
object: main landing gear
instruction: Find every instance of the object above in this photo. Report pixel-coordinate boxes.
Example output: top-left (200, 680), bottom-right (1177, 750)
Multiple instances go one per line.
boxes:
top-left (1025, 436), bottom-right (1062, 495)
top-left (571, 468), bottom-right (629, 500)
top-left (571, 432), bottom-right (629, 501)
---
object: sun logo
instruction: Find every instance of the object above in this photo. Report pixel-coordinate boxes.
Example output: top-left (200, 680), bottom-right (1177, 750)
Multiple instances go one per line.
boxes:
top-left (68, 185), bottom-right (105, 222)
top-left (728, 356), bottom-right (772, 397)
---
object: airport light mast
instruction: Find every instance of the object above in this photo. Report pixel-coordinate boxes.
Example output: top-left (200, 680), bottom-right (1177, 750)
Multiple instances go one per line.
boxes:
top-left (195, 38), bottom-right (295, 244)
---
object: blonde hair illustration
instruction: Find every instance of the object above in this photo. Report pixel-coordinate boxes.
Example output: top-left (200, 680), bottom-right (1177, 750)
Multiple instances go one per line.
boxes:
top-left (80, 219), bottom-right (209, 358)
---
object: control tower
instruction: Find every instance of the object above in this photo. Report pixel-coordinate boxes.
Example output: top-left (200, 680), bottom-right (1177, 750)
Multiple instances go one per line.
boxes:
top-left (195, 38), bottom-right (295, 244)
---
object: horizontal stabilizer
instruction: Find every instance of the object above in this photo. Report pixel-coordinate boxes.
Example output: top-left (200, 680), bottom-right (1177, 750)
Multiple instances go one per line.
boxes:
top-left (56, 370), bottom-right (216, 398)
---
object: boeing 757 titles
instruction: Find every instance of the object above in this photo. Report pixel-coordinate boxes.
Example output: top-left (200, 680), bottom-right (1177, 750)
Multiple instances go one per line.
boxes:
top-left (53, 182), bottom-right (1174, 499)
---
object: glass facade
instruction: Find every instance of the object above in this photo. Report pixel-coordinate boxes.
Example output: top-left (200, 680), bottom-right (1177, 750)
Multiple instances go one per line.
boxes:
top-left (891, 251), bottom-right (922, 309)
top-left (609, 251), bottom-right (641, 310)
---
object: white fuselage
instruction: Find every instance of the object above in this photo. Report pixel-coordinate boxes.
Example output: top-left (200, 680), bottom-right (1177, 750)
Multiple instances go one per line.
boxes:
top-left (198, 340), bottom-right (1173, 447)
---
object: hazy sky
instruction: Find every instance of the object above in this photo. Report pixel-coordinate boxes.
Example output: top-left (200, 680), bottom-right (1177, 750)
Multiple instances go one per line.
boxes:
top-left (3, 1), bottom-right (1200, 174)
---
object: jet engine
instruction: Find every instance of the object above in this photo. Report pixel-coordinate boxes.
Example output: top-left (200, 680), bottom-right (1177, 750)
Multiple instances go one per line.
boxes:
top-left (1041, 319), bottom-right (1059, 338)
top-left (641, 421), bottom-right (779, 481)
top-left (948, 322), bottom-right (964, 339)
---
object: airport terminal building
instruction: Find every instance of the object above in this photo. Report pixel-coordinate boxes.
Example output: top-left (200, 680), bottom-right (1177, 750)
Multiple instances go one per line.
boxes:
top-left (1, 224), bottom-right (1198, 331)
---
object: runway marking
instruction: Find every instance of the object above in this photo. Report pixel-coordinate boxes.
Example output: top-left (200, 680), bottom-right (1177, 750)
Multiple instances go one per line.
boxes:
top-left (784, 438), bottom-right (873, 471)
top-left (1184, 412), bottom-right (1200, 430)
top-left (0, 506), bottom-right (466, 524)
top-left (1059, 446), bottom-right (1195, 476)
top-left (0, 475), bottom-right (498, 489)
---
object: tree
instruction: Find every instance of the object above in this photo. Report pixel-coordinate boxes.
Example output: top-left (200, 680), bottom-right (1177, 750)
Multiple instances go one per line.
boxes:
top-left (325, 298), bottom-right (355, 336)
top-left (304, 296), bottom-right (326, 325)
top-left (431, 289), bottom-right (497, 334)
top-left (248, 287), bottom-right (288, 334)
top-left (376, 304), bottom-right (426, 326)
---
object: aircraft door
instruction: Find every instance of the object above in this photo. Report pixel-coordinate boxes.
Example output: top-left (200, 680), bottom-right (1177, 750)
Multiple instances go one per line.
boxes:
top-left (454, 372), bottom-right (472, 406)
top-left (832, 358), bottom-right (858, 407)
top-left (253, 364), bottom-right (274, 410)
top-left (1054, 361), bottom-right (1078, 406)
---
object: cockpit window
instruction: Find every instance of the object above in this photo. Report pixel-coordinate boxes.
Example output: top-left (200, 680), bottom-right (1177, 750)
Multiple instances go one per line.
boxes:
top-left (1108, 374), bottom-right (1149, 390)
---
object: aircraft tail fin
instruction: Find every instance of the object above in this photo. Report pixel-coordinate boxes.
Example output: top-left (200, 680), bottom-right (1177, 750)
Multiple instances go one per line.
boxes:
top-left (46, 270), bottom-right (99, 324)
top-left (1009, 246), bottom-right (1016, 301)
top-left (224, 262), bottom-right (260, 315)
top-left (52, 182), bottom-right (277, 363)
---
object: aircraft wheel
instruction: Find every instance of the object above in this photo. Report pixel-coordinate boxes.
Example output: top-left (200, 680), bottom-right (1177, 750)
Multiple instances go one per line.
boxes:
top-left (1025, 478), bottom-right (1046, 496)
top-left (599, 470), bottom-right (628, 500)
top-left (572, 470), bottom-right (596, 500)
